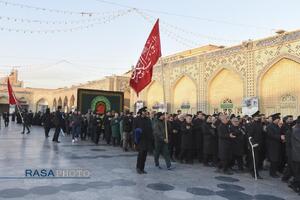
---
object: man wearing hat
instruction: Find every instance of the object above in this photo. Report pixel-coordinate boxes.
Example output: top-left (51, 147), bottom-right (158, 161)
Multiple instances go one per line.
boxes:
top-left (290, 116), bottom-right (300, 193)
top-left (153, 112), bottom-right (174, 170)
top-left (134, 107), bottom-right (153, 174)
top-left (266, 113), bottom-right (284, 178)
top-left (247, 111), bottom-right (264, 179)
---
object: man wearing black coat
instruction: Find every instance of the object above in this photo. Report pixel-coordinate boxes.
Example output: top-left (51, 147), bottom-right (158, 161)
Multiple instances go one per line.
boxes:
top-left (179, 115), bottom-right (194, 164)
top-left (266, 113), bottom-right (284, 178)
top-left (217, 114), bottom-right (236, 175)
top-left (134, 107), bottom-right (153, 174)
top-left (229, 116), bottom-right (245, 171)
top-left (21, 109), bottom-right (30, 134)
top-left (290, 116), bottom-right (300, 194)
top-left (3, 112), bottom-right (9, 127)
top-left (202, 115), bottom-right (218, 166)
top-left (247, 111), bottom-right (264, 179)
top-left (52, 106), bottom-right (63, 143)
top-left (42, 108), bottom-right (52, 138)
top-left (103, 111), bottom-right (112, 145)
top-left (193, 112), bottom-right (205, 162)
top-left (282, 115), bottom-right (294, 182)
top-left (172, 114), bottom-right (183, 160)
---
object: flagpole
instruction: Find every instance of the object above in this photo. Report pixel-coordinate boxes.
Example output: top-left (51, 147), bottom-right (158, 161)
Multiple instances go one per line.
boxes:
top-left (160, 59), bottom-right (168, 143)
top-left (15, 103), bottom-right (24, 124)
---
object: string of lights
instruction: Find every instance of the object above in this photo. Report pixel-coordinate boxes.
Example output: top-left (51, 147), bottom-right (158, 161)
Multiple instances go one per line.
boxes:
top-left (94, 0), bottom-right (276, 31)
top-left (0, 8), bottom-right (132, 25)
top-left (135, 9), bottom-right (239, 45)
top-left (0, 8), bottom-right (133, 34)
top-left (135, 9), bottom-right (202, 47)
top-left (0, 0), bottom-right (107, 16)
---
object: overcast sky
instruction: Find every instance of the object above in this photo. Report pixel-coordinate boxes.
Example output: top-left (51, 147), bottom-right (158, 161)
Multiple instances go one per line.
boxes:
top-left (0, 0), bottom-right (299, 88)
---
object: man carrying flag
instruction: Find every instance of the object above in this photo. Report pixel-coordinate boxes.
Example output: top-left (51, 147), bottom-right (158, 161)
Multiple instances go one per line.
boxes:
top-left (7, 78), bottom-right (30, 134)
top-left (130, 19), bottom-right (162, 174)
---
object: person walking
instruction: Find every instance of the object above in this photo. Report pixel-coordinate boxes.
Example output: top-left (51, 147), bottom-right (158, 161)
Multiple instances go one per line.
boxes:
top-left (52, 106), bottom-right (63, 143)
top-left (42, 108), bottom-right (52, 138)
top-left (153, 112), bottom-right (174, 170)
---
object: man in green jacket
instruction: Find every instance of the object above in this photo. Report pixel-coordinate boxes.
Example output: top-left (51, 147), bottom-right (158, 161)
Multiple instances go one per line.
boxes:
top-left (153, 112), bottom-right (175, 170)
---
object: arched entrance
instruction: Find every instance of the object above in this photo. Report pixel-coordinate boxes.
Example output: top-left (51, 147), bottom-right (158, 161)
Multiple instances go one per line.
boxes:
top-left (208, 68), bottom-right (243, 114)
top-left (58, 97), bottom-right (62, 107)
top-left (69, 95), bottom-right (75, 111)
top-left (260, 58), bottom-right (300, 116)
top-left (36, 98), bottom-right (48, 113)
top-left (173, 76), bottom-right (197, 113)
top-left (63, 96), bottom-right (68, 113)
top-left (53, 98), bottom-right (57, 111)
top-left (147, 81), bottom-right (164, 111)
top-left (124, 90), bottom-right (131, 111)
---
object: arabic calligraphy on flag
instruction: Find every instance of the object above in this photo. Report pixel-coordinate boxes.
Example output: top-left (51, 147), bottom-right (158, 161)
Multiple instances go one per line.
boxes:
top-left (130, 19), bottom-right (161, 95)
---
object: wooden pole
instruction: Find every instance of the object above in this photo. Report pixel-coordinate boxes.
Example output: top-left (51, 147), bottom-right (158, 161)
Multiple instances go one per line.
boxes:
top-left (160, 59), bottom-right (168, 143)
top-left (15, 103), bottom-right (24, 124)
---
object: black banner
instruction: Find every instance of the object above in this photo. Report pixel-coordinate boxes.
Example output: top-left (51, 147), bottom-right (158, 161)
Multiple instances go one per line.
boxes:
top-left (77, 89), bottom-right (124, 114)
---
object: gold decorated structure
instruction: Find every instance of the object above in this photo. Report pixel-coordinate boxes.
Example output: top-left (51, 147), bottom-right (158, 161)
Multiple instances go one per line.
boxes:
top-left (1, 29), bottom-right (300, 116)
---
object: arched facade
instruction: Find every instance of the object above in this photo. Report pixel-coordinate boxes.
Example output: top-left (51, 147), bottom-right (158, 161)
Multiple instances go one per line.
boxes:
top-left (53, 98), bottom-right (57, 111)
top-left (124, 89), bottom-right (131, 111)
top-left (63, 96), bottom-right (68, 112)
top-left (208, 68), bottom-right (244, 114)
top-left (36, 98), bottom-right (49, 113)
top-left (146, 81), bottom-right (164, 111)
top-left (69, 95), bottom-right (75, 111)
top-left (259, 58), bottom-right (300, 116)
top-left (58, 97), bottom-right (62, 107)
top-left (172, 76), bottom-right (197, 113)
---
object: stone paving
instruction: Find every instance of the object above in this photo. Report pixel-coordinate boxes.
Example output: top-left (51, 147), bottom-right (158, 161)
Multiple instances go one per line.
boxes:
top-left (0, 123), bottom-right (299, 200)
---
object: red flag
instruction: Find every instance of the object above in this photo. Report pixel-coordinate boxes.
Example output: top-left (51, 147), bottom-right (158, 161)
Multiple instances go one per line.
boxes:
top-left (130, 19), bottom-right (162, 95)
top-left (7, 78), bottom-right (17, 105)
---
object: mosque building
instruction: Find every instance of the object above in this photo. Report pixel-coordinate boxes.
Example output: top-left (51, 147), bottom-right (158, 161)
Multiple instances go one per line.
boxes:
top-left (1, 29), bottom-right (300, 116)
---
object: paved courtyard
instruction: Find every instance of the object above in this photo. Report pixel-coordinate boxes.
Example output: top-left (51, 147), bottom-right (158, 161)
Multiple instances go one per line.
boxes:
top-left (0, 123), bottom-right (299, 200)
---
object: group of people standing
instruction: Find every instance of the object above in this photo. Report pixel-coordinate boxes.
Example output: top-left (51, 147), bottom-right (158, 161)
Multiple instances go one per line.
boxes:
top-left (132, 107), bottom-right (300, 194)
top-left (3, 105), bottom-right (300, 194)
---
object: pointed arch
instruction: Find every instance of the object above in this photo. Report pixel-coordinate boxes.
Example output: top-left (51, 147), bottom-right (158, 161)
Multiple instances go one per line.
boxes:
top-left (146, 81), bottom-right (164, 111)
top-left (259, 56), bottom-right (300, 116)
top-left (53, 98), bottom-right (57, 111)
top-left (69, 95), bottom-right (75, 107)
top-left (63, 96), bottom-right (68, 112)
top-left (208, 68), bottom-right (244, 114)
top-left (172, 75), bottom-right (197, 113)
top-left (58, 97), bottom-right (62, 107)
top-left (36, 98), bottom-right (48, 113)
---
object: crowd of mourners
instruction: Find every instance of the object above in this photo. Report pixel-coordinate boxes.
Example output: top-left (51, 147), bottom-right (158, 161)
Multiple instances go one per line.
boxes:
top-left (2, 106), bottom-right (300, 194)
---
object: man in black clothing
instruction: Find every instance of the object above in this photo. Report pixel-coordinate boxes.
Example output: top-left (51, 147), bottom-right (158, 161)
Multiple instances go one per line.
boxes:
top-left (122, 110), bottom-right (133, 151)
top-left (193, 112), bottom-right (204, 162)
top-left (281, 115), bottom-right (294, 182)
top-left (134, 107), bottom-right (153, 174)
top-left (93, 113), bottom-right (103, 144)
top-left (52, 106), bottom-right (63, 143)
top-left (21, 109), bottom-right (30, 134)
top-left (217, 114), bottom-right (236, 175)
top-left (229, 116), bottom-right (245, 172)
top-left (266, 113), bottom-right (284, 178)
top-left (103, 111), bottom-right (112, 144)
top-left (42, 108), bottom-right (52, 138)
top-left (290, 116), bottom-right (300, 194)
top-left (247, 111), bottom-right (264, 179)
top-left (3, 112), bottom-right (9, 127)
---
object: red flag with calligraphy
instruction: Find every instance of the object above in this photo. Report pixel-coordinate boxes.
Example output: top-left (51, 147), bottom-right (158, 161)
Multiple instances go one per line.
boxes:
top-left (130, 19), bottom-right (161, 95)
top-left (7, 78), bottom-right (18, 105)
